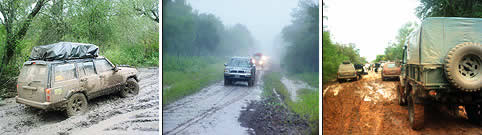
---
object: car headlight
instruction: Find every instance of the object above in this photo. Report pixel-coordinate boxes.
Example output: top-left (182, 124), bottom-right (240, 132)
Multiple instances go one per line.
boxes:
top-left (260, 61), bottom-right (263, 65)
top-left (224, 69), bottom-right (229, 73)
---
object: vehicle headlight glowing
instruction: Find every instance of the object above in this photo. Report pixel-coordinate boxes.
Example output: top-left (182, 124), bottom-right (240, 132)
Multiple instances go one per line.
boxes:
top-left (260, 61), bottom-right (263, 65)
top-left (262, 56), bottom-right (268, 60)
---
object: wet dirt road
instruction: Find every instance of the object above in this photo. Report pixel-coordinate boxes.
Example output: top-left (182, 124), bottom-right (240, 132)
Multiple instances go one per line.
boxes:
top-left (162, 71), bottom-right (264, 135)
top-left (0, 68), bottom-right (159, 135)
top-left (322, 71), bottom-right (482, 134)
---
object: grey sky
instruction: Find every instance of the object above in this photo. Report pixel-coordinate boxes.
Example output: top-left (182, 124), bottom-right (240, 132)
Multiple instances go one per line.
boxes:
top-left (187, 0), bottom-right (302, 53)
top-left (323, 0), bottom-right (420, 62)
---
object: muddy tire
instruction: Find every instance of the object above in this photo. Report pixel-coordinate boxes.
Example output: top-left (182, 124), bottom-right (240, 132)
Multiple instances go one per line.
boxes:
top-left (444, 42), bottom-right (482, 92)
top-left (465, 104), bottom-right (482, 125)
top-left (408, 94), bottom-right (425, 130)
top-left (397, 83), bottom-right (407, 106)
top-left (65, 93), bottom-right (88, 117)
top-left (338, 79), bottom-right (343, 83)
top-left (120, 78), bottom-right (139, 98)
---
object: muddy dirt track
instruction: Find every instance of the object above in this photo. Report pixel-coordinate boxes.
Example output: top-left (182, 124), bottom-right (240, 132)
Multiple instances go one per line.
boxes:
top-left (162, 71), bottom-right (264, 135)
top-left (322, 71), bottom-right (482, 135)
top-left (0, 68), bottom-right (159, 135)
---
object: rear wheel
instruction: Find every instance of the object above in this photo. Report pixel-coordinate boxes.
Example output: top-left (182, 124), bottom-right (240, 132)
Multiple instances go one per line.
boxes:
top-left (120, 78), bottom-right (139, 98)
top-left (445, 42), bottom-right (482, 92)
top-left (466, 103), bottom-right (482, 125)
top-left (408, 92), bottom-right (425, 130)
top-left (65, 93), bottom-right (88, 117)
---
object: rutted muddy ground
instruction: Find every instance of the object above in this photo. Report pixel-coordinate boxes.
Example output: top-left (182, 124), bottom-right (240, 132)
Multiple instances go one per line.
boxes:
top-left (162, 72), bottom-right (264, 135)
top-left (322, 70), bottom-right (482, 134)
top-left (0, 68), bottom-right (159, 135)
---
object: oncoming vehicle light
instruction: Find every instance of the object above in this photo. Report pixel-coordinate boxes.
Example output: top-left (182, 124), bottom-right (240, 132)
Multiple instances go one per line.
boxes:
top-left (45, 88), bottom-right (51, 102)
top-left (252, 59), bottom-right (256, 64)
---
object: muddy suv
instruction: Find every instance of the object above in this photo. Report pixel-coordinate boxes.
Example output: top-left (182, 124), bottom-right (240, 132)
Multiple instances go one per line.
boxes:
top-left (337, 61), bottom-right (358, 83)
top-left (397, 17), bottom-right (482, 129)
top-left (224, 57), bottom-right (256, 86)
top-left (16, 42), bottom-right (139, 117)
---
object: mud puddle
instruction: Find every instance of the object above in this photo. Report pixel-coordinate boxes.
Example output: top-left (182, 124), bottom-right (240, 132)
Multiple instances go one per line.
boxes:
top-left (0, 68), bottom-right (159, 135)
top-left (280, 76), bottom-right (314, 101)
top-left (162, 72), bottom-right (264, 135)
top-left (323, 71), bottom-right (482, 134)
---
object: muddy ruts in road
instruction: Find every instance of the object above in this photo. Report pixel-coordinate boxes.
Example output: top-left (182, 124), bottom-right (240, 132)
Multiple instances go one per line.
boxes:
top-left (162, 72), bottom-right (264, 135)
top-left (0, 68), bottom-right (159, 135)
top-left (322, 71), bottom-right (482, 134)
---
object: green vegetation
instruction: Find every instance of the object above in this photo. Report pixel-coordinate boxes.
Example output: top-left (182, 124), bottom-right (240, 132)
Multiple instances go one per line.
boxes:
top-left (162, 0), bottom-right (256, 105)
top-left (162, 56), bottom-right (223, 106)
top-left (263, 72), bottom-right (319, 134)
top-left (377, 22), bottom-right (418, 63)
top-left (0, 0), bottom-right (159, 98)
top-left (287, 72), bottom-right (318, 88)
top-left (416, 0), bottom-right (482, 20)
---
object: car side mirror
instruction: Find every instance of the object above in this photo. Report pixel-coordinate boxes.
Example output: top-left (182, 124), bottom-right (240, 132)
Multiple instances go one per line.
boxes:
top-left (224, 63), bottom-right (227, 66)
top-left (113, 66), bottom-right (120, 72)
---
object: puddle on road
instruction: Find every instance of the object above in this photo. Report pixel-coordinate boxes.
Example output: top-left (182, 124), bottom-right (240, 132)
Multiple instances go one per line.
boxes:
top-left (280, 76), bottom-right (314, 101)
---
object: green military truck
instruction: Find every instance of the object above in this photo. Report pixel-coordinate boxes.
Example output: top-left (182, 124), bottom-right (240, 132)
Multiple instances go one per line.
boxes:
top-left (397, 17), bottom-right (482, 129)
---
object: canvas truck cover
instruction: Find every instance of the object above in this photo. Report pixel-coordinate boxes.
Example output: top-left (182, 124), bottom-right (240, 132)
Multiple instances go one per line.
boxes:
top-left (406, 17), bottom-right (482, 64)
top-left (29, 42), bottom-right (99, 60)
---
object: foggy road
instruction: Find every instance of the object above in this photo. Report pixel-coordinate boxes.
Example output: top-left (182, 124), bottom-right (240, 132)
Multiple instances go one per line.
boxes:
top-left (0, 68), bottom-right (159, 135)
top-left (322, 71), bottom-right (482, 135)
top-left (162, 71), bottom-right (264, 135)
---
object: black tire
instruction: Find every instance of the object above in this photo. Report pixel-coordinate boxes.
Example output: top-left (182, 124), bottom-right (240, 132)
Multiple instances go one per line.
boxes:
top-left (65, 93), bottom-right (88, 117)
top-left (408, 93), bottom-right (424, 130)
top-left (445, 42), bottom-right (482, 92)
top-left (397, 83), bottom-right (407, 106)
top-left (338, 79), bottom-right (343, 83)
top-left (248, 80), bottom-right (252, 87)
top-left (465, 104), bottom-right (482, 125)
top-left (120, 78), bottom-right (139, 98)
top-left (224, 79), bottom-right (230, 86)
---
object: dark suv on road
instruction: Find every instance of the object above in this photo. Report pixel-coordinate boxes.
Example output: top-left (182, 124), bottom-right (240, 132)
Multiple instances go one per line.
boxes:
top-left (224, 57), bottom-right (256, 86)
top-left (16, 42), bottom-right (139, 117)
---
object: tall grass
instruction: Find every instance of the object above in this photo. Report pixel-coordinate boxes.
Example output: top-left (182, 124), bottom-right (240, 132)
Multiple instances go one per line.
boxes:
top-left (162, 55), bottom-right (224, 106)
top-left (262, 72), bottom-right (319, 134)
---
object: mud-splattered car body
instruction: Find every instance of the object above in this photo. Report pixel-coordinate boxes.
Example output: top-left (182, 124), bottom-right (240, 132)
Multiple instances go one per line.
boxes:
top-left (381, 62), bottom-right (400, 81)
top-left (16, 56), bottom-right (139, 116)
top-left (224, 57), bottom-right (256, 86)
top-left (337, 62), bottom-right (358, 82)
top-left (398, 17), bottom-right (482, 129)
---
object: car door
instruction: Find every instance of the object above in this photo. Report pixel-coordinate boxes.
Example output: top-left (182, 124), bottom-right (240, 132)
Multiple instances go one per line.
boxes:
top-left (51, 63), bottom-right (81, 102)
top-left (78, 61), bottom-right (102, 98)
top-left (94, 59), bottom-right (122, 91)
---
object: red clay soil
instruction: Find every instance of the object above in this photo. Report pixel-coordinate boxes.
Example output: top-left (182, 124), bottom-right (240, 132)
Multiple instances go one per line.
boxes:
top-left (322, 71), bottom-right (482, 135)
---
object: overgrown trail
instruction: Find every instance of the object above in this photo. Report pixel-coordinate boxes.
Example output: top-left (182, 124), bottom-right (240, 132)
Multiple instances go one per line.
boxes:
top-left (0, 68), bottom-right (159, 135)
top-left (162, 71), bottom-right (264, 135)
top-left (322, 71), bottom-right (482, 134)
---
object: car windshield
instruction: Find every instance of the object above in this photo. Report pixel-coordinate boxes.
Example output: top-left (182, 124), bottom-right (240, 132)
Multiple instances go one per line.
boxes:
top-left (339, 64), bottom-right (354, 71)
top-left (228, 58), bottom-right (250, 67)
top-left (18, 64), bottom-right (47, 83)
top-left (386, 63), bottom-right (397, 68)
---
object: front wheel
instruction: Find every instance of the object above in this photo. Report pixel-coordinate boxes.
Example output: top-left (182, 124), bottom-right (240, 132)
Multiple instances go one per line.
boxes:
top-left (397, 83), bottom-right (407, 106)
top-left (65, 93), bottom-right (88, 117)
top-left (120, 78), bottom-right (139, 98)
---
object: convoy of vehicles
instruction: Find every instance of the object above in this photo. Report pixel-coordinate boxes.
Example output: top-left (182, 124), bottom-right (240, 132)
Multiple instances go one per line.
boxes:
top-left (252, 53), bottom-right (266, 69)
top-left (224, 57), bottom-right (256, 86)
top-left (396, 17), bottom-right (482, 129)
top-left (16, 42), bottom-right (139, 117)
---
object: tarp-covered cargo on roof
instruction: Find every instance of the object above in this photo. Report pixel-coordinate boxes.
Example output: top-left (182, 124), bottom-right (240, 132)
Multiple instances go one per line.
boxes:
top-left (29, 42), bottom-right (99, 60)
top-left (406, 17), bottom-right (482, 64)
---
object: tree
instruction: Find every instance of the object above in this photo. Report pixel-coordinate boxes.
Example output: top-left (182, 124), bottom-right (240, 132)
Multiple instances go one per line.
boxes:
top-left (383, 22), bottom-right (417, 61)
top-left (0, 0), bottom-right (48, 74)
top-left (134, 0), bottom-right (159, 23)
top-left (416, 0), bottom-right (482, 20)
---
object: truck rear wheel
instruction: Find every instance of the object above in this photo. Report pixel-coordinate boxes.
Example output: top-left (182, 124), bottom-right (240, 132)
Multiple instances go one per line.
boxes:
top-left (445, 42), bottom-right (482, 92)
top-left (66, 93), bottom-right (88, 117)
top-left (408, 94), bottom-right (424, 130)
top-left (465, 103), bottom-right (482, 125)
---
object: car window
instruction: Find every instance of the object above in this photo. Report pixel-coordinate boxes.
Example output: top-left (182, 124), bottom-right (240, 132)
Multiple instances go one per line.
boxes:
top-left (79, 62), bottom-right (96, 76)
top-left (55, 63), bottom-right (76, 82)
top-left (339, 64), bottom-right (355, 71)
top-left (228, 58), bottom-right (250, 67)
top-left (94, 59), bottom-right (113, 72)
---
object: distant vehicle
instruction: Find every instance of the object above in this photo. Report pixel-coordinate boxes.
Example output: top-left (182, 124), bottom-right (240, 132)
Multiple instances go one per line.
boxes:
top-left (16, 42), bottom-right (139, 117)
top-left (397, 17), bottom-right (482, 130)
top-left (224, 57), bottom-right (256, 86)
top-left (374, 63), bottom-right (381, 73)
top-left (337, 61), bottom-right (358, 83)
top-left (354, 64), bottom-right (367, 77)
top-left (252, 53), bottom-right (266, 69)
top-left (381, 62), bottom-right (400, 81)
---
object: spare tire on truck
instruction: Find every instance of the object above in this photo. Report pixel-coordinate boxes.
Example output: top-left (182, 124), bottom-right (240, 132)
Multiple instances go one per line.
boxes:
top-left (444, 42), bottom-right (482, 92)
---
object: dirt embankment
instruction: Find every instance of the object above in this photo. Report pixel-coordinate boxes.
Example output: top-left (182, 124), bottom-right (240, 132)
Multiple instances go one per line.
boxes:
top-left (0, 68), bottom-right (159, 135)
top-left (322, 71), bottom-right (482, 135)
